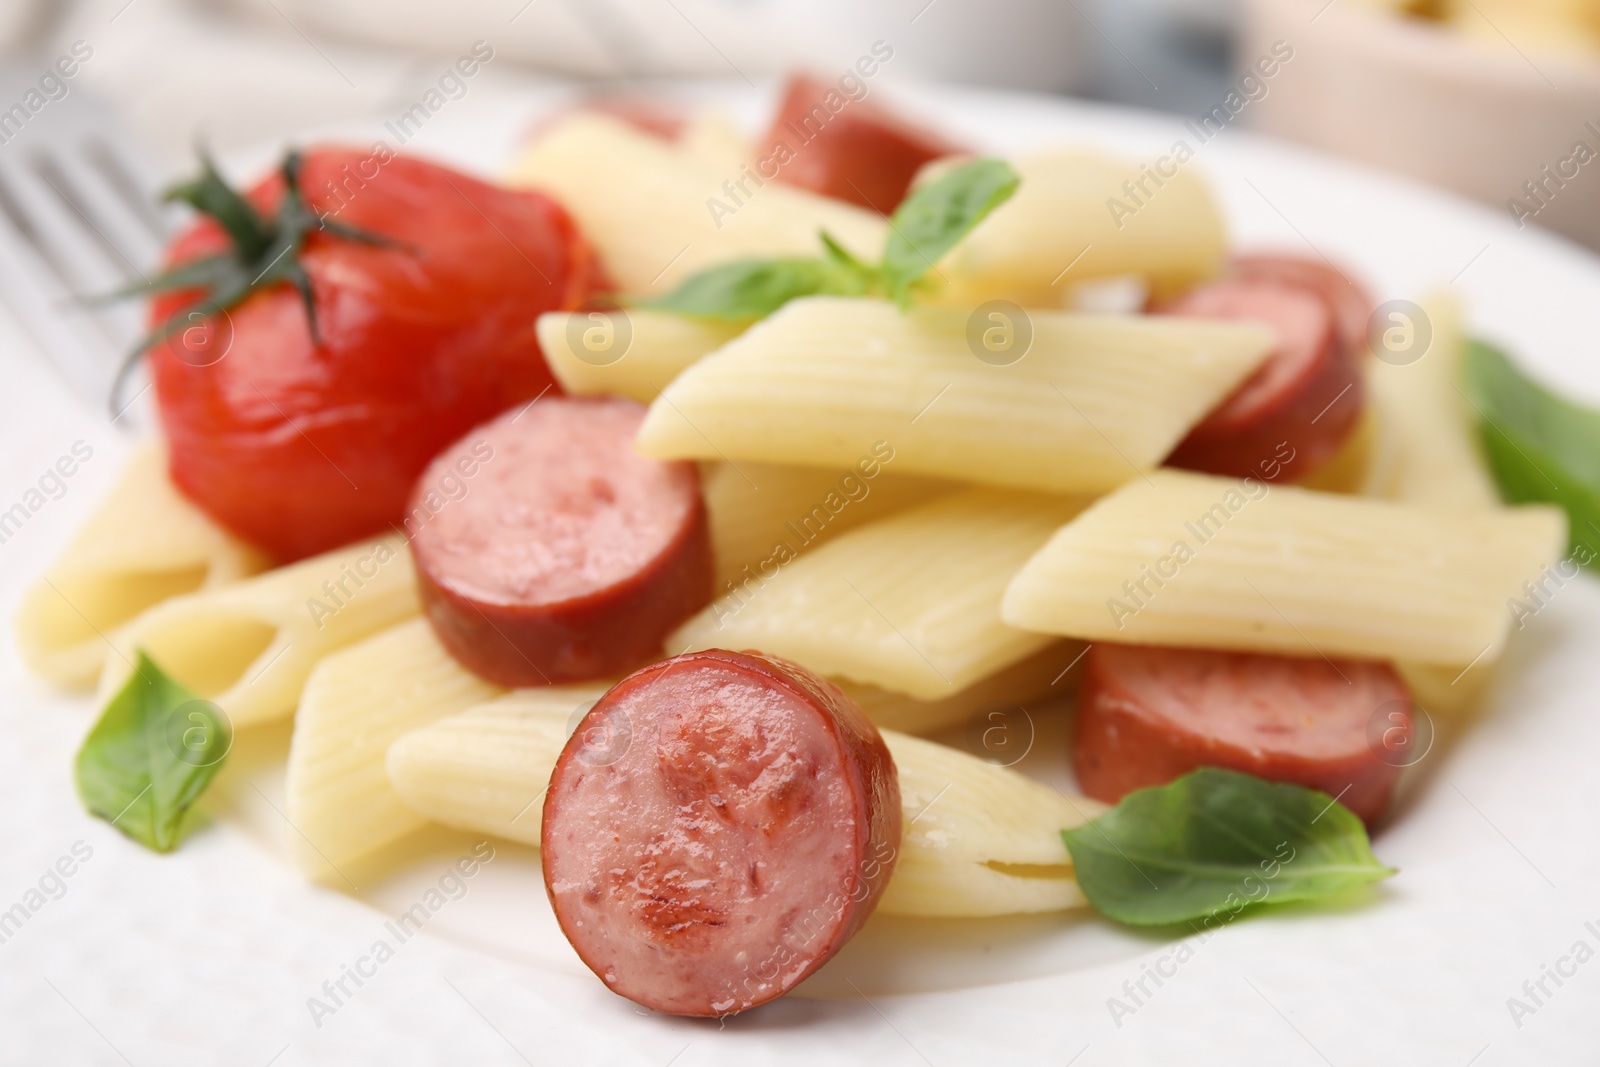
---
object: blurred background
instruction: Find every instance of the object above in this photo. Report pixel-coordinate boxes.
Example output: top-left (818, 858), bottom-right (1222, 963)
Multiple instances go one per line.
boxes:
top-left (1, 0), bottom-right (1598, 250)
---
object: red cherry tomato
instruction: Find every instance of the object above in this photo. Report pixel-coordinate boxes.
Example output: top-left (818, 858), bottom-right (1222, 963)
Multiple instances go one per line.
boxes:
top-left (148, 147), bottom-right (604, 561)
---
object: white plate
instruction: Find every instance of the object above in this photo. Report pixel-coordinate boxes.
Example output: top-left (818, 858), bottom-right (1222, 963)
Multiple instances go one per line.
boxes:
top-left (4, 80), bottom-right (1600, 1066)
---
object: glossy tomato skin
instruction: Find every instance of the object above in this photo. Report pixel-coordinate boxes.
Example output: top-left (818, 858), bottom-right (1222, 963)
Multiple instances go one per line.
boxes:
top-left (148, 147), bottom-right (604, 561)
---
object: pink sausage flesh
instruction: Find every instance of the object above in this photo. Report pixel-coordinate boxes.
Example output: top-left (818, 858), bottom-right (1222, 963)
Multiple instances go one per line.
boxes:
top-left (1075, 644), bottom-right (1413, 824)
top-left (542, 649), bottom-right (901, 1017)
top-left (408, 396), bottom-right (712, 686)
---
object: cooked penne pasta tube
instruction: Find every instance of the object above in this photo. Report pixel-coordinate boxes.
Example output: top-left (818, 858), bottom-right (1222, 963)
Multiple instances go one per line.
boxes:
top-left (931, 148), bottom-right (1226, 306)
top-left (678, 111), bottom-right (752, 173)
top-left (635, 297), bottom-right (1275, 494)
top-left (505, 112), bottom-right (885, 295)
top-left (1394, 660), bottom-right (1493, 717)
top-left (833, 640), bottom-right (1085, 735)
top-left (672, 488), bottom-right (1091, 700)
top-left (1363, 289), bottom-right (1501, 509)
top-left (386, 700), bottom-right (1103, 916)
top-left (286, 619), bottom-right (504, 876)
top-left (387, 686), bottom-right (606, 846)
top-left (1002, 469), bottom-right (1566, 666)
top-left (96, 533), bottom-right (418, 727)
top-left (879, 730), bottom-right (1103, 916)
top-left (15, 441), bottom-right (270, 687)
top-left (702, 458), bottom-right (953, 588)
top-left (536, 309), bottom-right (742, 402)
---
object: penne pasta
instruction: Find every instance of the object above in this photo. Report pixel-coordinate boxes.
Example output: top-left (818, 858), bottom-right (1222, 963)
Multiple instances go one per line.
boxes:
top-left (1001, 469), bottom-right (1566, 666)
top-left (1362, 290), bottom-right (1501, 509)
top-left (385, 698), bottom-right (1103, 916)
top-left (387, 686), bottom-right (607, 847)
top-left (878, 730), bottom-right (1103, 917)
top-left (635, 296), bottom-right (1275, 495)
top-left (286, 619), bottom-right (504, 876)
top-left (678, 111), bottom-right (752, 173)
top-left (15, 441), bottom-right (270, 688)
top-left (96, 533), bottom-right (418, 727)
top-left (671, 488), bottom-right (1091, 700)
top-left (536, 309), bottom-right (742, 403)
top-left (1395, 659), bottom-right (1493, 718)
top-left (834, 640), bottom-right (1085, 735)
top-left (505, 112), bottom-right (885, 295)
top-left (701, 458), bottom-right (953, 588)
top-left (930, 148), bottom-right (1226, 307)
top-left (1298, 403), bottom-right (1379, 496)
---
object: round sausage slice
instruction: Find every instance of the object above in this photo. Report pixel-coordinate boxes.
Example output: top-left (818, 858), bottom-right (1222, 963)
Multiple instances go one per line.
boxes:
top-left (1230, 253), bottom-right (1374, 356)
top-left (762, 74), bottom-right (963, 214)
top-left (409, 396), bottom-right (712, 686)
top-left (1161, 278), bottom-right (1363, 481)
top-left (1074, 644), bottom-right (1412, 824)
top-left (542, 649), bottom-right (901, 1017)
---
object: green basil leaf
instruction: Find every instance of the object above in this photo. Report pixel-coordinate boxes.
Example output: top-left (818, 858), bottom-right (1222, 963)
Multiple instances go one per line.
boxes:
top-left (75, 651), bottom-right (232, 853)
top-left (638, 255), bottom-right (868, 322)
top-left (1462, 338), bottom-right (1600, 558)
top-left (880, 158), bottom-right (1019, 304)
top-left (1062, 768), bottom-right (1393, 926)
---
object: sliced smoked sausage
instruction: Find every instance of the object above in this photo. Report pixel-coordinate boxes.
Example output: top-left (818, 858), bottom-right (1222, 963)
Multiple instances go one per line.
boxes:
top-left (1074, 643), bottom-right (1412, 823)
top-left (408, 396), bottom-right (712, 686)
top-left (1230, 252), bottom-right (1374, 357)
top-left (1160, 277), bottom-right (1363, 481)
top-left (542, 649), bottom-right (901, 1017)
top-left (762, 74), bottom-right (963, 214)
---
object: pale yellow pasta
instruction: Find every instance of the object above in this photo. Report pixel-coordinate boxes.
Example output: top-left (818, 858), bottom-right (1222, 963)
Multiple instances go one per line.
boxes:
top-left (678, 111), bottom-right (752, 173)
top-left (16, 441), bottom-right (269, 687)
top-left (1363, 290), bottom-right (1501, 509)
top-left (505, 112), bottom-right (884, 295)
top-left (880, 730), bottom-right (1103, 917)
top-left (635, 297), bottom-right (1274, 495)
top-left (672, 488), bottom-right (1090, 700)
top-left (1395, 660), bottom-right (1493, 717)
top-left (387, 686), bottom-right (607, 846)
top-left (1002, 469), bottom-right (1566, 666)
top-left (835, 640), bottom-right (1085, 735)
top-left (96, 533), bottom-right (417, 727)
top-left (931, 148), bottom-right (1226, 306)
top-left (385, 702), bottom-right (1103, 916)
top-left (1361, 292), bottom-right (1505, 708)
top-left (286, 619), bottom-right (503, 876)
top-left (702, 459), bottom-right (952, 588)
top-left (536, 310), bottom-right (741, 402)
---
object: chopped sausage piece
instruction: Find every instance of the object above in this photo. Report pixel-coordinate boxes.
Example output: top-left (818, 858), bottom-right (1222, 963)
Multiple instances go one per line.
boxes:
top-left (1075, 644), bottom-right (1412, 823)
top-left (1230, 253), bottom-right (1374, 357)
top-left (1161, 278), bottom-right (1363, 481)
top-left (409, 396), bottom-right (711, 686)
top-left (762, 74), bottom-right (964, 213)
top-left (543, 649), bottom-right (901, 1016)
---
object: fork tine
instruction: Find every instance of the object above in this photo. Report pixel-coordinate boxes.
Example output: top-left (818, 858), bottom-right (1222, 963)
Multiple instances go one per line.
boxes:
top-left (0, 171), bottom-right (129, 402)
top-left (40, 143), bottom-right (163, 281)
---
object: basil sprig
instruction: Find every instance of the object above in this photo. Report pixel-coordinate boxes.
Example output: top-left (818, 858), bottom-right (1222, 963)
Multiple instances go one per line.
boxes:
top-left (76, 651), bottom-right (232, 852)
top-left (1462, 338), bottom-right (1600, 559)
top-left (642, 158), bottom-right (1020, 321)
top-left (1062, 768), bottom-right (1393, 926)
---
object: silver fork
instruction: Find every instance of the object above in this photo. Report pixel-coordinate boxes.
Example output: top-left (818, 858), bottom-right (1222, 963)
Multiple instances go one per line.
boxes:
top-left (0, 54), bottom-right (173, 417)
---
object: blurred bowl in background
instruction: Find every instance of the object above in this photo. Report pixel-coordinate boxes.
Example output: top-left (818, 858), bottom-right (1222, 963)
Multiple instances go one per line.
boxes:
top-left (1242, 0), bottom-right (1600, 250)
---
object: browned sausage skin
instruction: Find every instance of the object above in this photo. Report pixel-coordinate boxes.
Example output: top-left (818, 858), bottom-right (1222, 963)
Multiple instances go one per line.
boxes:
top-left (1160, 277), bottom-right (1362, 481)
top-left (408, 396), bottom-right (713, 686)
top-left (543, 649), bottom-right (901, 1017)
top-left (1230, 253), bottom-right (1374, 357)
top-left (1075, 644), bottom-right (1412, 823)
top-left (761, 73), bottom-right (965, 214)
